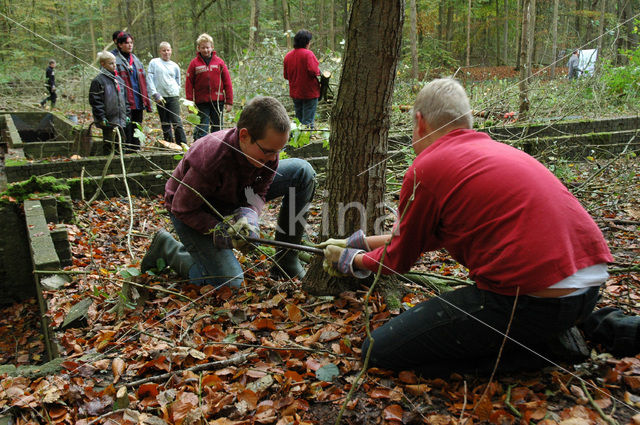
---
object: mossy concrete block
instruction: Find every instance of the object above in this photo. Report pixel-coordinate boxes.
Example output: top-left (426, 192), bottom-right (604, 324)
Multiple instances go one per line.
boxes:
top-left (60, 297), bottom-right (93, 329)
top-left (1, 113), bottom-right (23, 148)
top-left (24, 200), bottom-right (60, 271)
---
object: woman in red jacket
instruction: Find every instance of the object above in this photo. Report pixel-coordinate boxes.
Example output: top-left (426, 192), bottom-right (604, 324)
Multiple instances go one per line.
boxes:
top-left (283, 30), bottom-right (321, 128)
top-left (185, 33), bottom-right (233, 141)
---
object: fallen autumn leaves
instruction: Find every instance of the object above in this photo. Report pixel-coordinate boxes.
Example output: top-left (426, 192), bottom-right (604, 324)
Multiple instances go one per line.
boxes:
top-left (1, 156), bottom-right (640, 424)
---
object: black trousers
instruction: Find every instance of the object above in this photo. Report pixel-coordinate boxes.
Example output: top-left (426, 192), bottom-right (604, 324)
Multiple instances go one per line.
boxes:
top-left (41, 85), bottom-right (57, 106)
top-left (157, 96), bottom-right (187, 144)
top-left (101, 126), bottom-right (126, 156)
top-left (362, 285), bottom-right (600, 377)
top-left (125, 109), bottom-right (144, 152)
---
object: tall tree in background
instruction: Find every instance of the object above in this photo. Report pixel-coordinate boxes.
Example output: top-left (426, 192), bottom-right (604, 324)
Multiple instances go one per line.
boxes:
top-left (303, 0), bottom-right (405, 296)
top-left (503, 0), bottom-right (509, 65)
top-left (519, 0), bottom-right (531, 115)
top-left (410, 0), bottom-right (418, 78)
top-left (551, 0), bottom-right (559, 77)
top-left (466, 0), bottom-right (472, 66)
top-left (282, 0), bottom-right (292, 49)
top-left (249, 0), bottom-right (260, 51)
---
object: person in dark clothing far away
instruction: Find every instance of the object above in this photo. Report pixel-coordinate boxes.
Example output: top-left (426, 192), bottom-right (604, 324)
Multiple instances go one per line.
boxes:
top-left (40, 59), bottom-right (57, 109)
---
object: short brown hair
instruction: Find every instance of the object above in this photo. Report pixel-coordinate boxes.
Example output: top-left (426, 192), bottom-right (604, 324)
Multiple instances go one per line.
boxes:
top-left (237, 96), bottom-right (290, 140)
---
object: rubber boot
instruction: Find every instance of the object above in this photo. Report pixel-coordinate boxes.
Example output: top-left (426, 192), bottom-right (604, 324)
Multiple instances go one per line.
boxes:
top-left (271, 234), bottom-right (306, 280)
top-left (141, 229), bottom-right (195, 277)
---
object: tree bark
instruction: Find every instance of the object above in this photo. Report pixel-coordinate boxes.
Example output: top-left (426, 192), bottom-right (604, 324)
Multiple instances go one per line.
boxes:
top-left (503, 0), bottom-right (509, 65)
top-left (303, 0), bottom-right (405, 296)
top-left (529, 0), bottom-right (536, 72)
top-left (410, 0), bottom-right (418, 79)
top-left (597, 0), bottom-right (606, 57)
top-left (496, 0), bottom-right (500, 66)
top-left (466, 0), bottom-right (472, 66)
top-left (519, 0), bottom-right (531, 115)
top-left (249, 0), bottom-right (260, 50)
top-left (329, 0), bottom-right (335, 50)
top-left (516, 0), bottom-right (522, 69)
top-left (551, 0), bottom-right (559, 77)
top-left (282, 0), bottom-right (292, 49)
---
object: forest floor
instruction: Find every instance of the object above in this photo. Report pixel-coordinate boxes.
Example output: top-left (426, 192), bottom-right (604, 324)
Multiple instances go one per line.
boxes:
top-left (1, 152), bottom-right (639, 424)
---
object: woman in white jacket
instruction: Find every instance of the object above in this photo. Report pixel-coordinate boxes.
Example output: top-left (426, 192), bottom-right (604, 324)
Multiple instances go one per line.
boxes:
top-left (147, 42), bottom-right (187, 144)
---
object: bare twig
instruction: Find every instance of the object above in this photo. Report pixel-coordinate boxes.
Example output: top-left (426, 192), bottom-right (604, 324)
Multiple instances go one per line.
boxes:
top-left (124, 352), bottom-right (256, 388)
top-left (580, 380), bottom-right (620, 425)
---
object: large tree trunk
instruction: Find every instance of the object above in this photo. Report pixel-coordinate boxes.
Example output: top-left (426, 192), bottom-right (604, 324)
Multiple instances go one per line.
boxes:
top-left (410, 0), bottom-right (418, 79)
top-left (551, 0), bottom-right (559, 77)
top-left (519, 0), bottom-right (531, 115)
top-left (303, 0), bottom-right (404, 296)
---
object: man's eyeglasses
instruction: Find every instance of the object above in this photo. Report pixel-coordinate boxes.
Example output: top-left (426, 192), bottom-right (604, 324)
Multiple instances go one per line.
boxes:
top-left (254, 139), bottom-right (282, 156)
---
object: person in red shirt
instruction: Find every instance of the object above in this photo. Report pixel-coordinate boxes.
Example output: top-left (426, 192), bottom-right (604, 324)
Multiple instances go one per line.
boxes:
top-left (185, 33), bottom-right (233, 141)
top-left (283, 30), bottom-right (320, 128)
top-left (322, 78), bottom-right (612, 376)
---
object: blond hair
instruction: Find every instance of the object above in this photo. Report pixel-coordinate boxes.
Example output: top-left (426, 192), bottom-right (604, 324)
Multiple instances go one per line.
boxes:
top-left (196, 33), bottom-right (213, 47)
top-left (159, 41), bottom-right (171, 50)
top-left (97, 50), bottom-right (116, 65)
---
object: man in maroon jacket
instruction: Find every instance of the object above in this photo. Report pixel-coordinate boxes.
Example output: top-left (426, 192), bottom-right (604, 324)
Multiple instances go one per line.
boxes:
top-left (322, 78), bottom-right (612, 376)
top-left (283, 30), bottom-right (321, 128)
top-left (142, 96), bottom-right (316, 288)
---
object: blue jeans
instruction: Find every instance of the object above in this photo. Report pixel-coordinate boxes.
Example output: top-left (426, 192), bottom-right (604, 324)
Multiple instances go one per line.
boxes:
top-left (292, 98), bottom-right (318, 127)
top-left (194, 101), bottom-right (225, 141)
top-left (170, 158), bottom-right (316, 288)
top-left (362, 285), bottom-right (599, 376)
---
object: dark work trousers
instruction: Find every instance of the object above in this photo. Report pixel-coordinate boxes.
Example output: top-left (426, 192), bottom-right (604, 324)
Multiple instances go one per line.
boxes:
top-left (41, 85), bottom-right (57, 107)
top-left (362, 285), bottom-right (600, 377)
top-left (101, 126), bottom-right (126, 156)
top-left (125, 109), bottom-right (144, 152)
top-left (194, 101), bottom-right (225, 141)
top-left (157, 96), bottom-right (187, 144)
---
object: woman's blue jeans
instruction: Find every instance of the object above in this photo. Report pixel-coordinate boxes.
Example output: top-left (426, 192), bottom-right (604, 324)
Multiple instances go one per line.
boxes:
top-left (361, 285), bottom-right (600, 376)
top-left (292, 98), bottom-right (318, 128)
top-left (170, 158), bottom-right (316, 288)
top-left (194, 101), bottom-right (225, 141)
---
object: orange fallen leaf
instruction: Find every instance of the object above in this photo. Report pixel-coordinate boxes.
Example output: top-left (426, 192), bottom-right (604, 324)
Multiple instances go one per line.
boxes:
top-left (383, 404), bottom-right (404, 421)
top-left (112, 357), bottom-right (125, 384)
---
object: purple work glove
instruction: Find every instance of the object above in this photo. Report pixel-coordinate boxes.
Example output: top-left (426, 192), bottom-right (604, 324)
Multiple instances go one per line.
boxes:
top-left (346, 229), bottom-right (370, 250)
top-left (231, 207), bottom-right (260, 252)
top-left (323, 246), bottom-right (371, 278)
